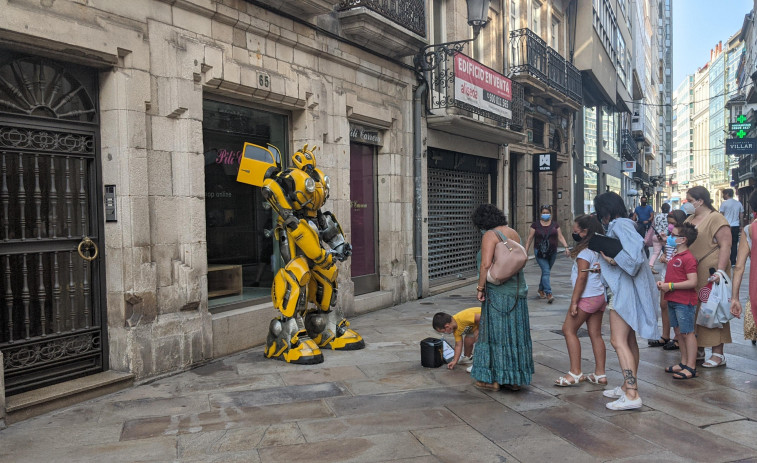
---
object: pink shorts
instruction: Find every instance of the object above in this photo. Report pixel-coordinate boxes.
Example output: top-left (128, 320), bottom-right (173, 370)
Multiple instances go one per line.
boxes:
top-left (577, 295), bottom-right (607, 314)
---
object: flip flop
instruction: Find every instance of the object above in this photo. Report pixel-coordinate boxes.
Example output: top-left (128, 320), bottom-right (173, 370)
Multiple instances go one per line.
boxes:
top-left (648, 337), bottom-right (669, 347)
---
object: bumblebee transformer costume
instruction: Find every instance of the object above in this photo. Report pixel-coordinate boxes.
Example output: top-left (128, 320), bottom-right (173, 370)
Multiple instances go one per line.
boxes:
top-left (237, 143), bottom-right (365, 364)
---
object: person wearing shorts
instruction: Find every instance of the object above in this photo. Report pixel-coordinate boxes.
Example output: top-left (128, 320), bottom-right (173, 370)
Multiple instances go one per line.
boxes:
top-left (658, 223), bottom-right (699, 380)
top-left (554, 215), bottom-right (608, 387)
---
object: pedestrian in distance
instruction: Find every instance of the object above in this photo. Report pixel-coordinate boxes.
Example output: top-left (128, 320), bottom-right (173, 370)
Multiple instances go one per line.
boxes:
top-left (432, 308), bottom-right (480, 371)
top-left (554, 214), bottom-right (607, 387)
top-left (471, 204), bottom-right (533, 392)
top-left (684, 186), bottom-right (732, 368)
top-left (593, 192), bottom-right (660, 410)
top-left (524, 205), bottom-right (570, 304)
top-left (719, 188), bottom-right (743, 267)
top-left (657, 223), bottom-right (699, 380)
top-left (729, 190), bottom-right (757, 345)
top-left (633, 196), bottom-right (654, 236)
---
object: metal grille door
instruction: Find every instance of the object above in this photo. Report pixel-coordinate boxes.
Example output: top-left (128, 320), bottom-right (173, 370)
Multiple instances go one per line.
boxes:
top-left (428, 168), bottom-right (489, 282)
top-left (0, 56), bottom-right (104, 395)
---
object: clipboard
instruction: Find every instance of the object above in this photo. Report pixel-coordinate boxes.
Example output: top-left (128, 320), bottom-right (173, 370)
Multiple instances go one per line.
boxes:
top-left (588, 233), bottom-right (623, 258)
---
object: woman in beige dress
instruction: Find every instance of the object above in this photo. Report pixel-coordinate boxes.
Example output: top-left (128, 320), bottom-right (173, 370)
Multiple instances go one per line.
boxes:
top-left (684, 186), bottom-right (732, 367)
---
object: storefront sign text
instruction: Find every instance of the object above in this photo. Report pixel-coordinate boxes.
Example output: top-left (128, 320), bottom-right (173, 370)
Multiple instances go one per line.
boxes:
top-left (453, 53), bottom-right (512, 120)
top-left (216, 148), bottom-right (243, 165)
top-left (726, 138), bottom-right (757, 155)
top-left (349, 125), bottom-right (383, 146)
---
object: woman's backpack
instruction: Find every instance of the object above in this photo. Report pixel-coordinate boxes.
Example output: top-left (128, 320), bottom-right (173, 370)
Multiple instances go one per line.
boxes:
top-left (486, 229), bottom-right (528, 285)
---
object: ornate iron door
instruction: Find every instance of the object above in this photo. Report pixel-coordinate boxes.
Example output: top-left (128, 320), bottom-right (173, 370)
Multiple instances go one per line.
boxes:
top-left (0, 55), bottom-right (105, 395)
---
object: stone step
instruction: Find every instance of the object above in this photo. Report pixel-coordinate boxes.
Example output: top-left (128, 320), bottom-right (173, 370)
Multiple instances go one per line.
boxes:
top-left (5, 370), bottom-right (134, 425)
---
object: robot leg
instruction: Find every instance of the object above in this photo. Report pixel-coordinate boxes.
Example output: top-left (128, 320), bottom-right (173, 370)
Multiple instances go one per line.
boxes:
top-left (266, 257), bottom-right (323, 364)
top-left (306, 266), bottom-right (365, 351)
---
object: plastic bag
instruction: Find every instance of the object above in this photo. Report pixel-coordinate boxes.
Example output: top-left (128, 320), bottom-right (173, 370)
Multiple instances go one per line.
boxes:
top-left (696, 270), bottom-right (734, 329)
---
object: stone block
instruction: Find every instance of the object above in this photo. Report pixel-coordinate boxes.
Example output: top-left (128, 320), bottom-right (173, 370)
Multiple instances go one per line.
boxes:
top-left (211, 303), bottom-right (271, 357)
top-left (105, 247), bottom-right (124, 293)
top-left (157, 285), bottom-right (180, 314)
top-left (153, 244), bottom-right (179, 288)
top-left (103, 219), bottom-right (123, 251)
top-left (174, 119), bottom-right (203, 154)
top-left (129, 156), bottom-right (149, 199)
top-left (150, 117), bottom-right (175, 153)
top-left (211, 19), bottom-right (233, 43)
top-left (147, 151), bottom-right (173, 196)
top-left (172, 5), bottom-right (212, 37)
top-left (149, 196), bottom-right (180, 245)
top-left (107, 326), bottom-right (128, 370)
top-left (132, 327), bottom-right (155, 378)
top-left (154, 335), bottom-right (182, 374)
top-left (203, 44), bottom-right (225, 82)
top-left (106, 291), bottom-right (126, 329)
top-left (129, 196), bottom-right (151, 247)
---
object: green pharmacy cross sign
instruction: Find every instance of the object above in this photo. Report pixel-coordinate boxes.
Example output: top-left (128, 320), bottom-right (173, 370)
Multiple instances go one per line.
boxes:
top-left (730, 114), bottom-right (753, 135)
top-left (738, 114), bottom-right (748, 124)
top-left (738, 129), bottom-right (748, 138)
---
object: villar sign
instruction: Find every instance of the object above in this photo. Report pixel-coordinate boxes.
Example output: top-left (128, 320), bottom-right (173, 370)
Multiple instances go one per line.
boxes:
top-left (726, 138), bottom-right (757, 155)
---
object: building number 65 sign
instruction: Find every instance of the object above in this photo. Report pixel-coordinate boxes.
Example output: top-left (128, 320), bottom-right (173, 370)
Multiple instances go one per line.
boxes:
top-left (257, 71), bottom-right (271, 90)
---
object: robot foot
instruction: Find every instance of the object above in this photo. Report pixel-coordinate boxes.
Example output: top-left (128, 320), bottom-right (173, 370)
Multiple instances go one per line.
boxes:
top-left (265, 329), bottom-right (324, 364)
top-left (314, 319), bottom-right (365, 351)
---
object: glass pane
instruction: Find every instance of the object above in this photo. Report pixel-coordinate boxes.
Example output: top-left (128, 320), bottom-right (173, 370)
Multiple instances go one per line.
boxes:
top-left (202, 100), bottom-right (287, 310)
top-left (349, 143), bottom-right (377, 278)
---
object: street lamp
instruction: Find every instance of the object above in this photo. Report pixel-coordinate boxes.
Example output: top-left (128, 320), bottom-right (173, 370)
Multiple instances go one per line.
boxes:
top-left (466, 0), bottom-right (492, 39)
top-left (415, 0), bottom-right (491, 73)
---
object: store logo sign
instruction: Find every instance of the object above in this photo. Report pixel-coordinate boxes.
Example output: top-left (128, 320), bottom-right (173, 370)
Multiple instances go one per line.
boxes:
top-left (534, 152), bottom-right (557, 172)
top-left (216, 148), bottom-right (243, 165)
top-left (349, 125), bottom-right (382, 146)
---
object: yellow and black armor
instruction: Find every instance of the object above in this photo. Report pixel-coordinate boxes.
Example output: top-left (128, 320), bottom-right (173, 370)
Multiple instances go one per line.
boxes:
top-left (237, 143), bottom-right (365, 364)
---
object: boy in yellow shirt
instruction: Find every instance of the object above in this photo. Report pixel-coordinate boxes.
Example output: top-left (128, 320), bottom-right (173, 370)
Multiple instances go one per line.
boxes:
top-left (432, 307), bottom-right (481, 370)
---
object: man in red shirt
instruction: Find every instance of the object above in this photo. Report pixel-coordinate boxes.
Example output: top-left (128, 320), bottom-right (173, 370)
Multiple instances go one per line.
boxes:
top-left (657, 223), bottom-right (699, 380)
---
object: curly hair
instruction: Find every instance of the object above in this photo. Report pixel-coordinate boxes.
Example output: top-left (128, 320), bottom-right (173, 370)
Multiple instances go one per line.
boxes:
top-left (570, 214), bottom-right (604, 259)
top-left (472, 204), bottom-right (508, 230)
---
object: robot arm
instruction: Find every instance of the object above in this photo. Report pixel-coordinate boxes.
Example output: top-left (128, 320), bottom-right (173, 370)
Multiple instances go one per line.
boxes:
top-left (261, 178), bottom-right (299, 229)
top-left (319, 211), bottom-right (352, 262)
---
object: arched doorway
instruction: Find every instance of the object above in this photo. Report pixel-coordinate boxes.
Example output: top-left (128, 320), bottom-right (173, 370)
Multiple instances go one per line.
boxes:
top-left (0, 53), bottom-right (106, 395)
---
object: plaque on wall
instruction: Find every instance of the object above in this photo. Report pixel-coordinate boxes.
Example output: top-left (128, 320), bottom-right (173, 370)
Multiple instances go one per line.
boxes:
top-left (349, 124), bottom-right (383, 146)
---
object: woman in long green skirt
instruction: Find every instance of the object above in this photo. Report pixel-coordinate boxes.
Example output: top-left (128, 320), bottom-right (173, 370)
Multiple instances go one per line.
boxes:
top-left (470, 204), bottom-right (534, 391)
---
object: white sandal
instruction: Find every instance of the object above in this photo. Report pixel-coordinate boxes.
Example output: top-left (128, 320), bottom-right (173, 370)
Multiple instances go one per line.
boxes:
top-left (585, 373), bottom-right (607, 384)
top-left (701, 353), bottom-right (726, 368)
top-left (554, 371), bottom-right (584, 387)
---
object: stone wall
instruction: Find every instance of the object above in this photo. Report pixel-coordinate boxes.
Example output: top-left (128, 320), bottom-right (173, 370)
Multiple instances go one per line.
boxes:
top-left (0, 0), bottom-right (417, 379)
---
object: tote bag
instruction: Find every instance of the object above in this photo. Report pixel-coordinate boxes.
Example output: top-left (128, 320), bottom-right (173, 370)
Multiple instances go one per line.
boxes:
top-left (696, 270), bottom-right (734, 329)
top-left (486, 230), bottom-right (528, 285)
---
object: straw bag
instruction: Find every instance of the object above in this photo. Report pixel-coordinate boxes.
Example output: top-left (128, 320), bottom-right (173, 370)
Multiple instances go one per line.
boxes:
top-left (745, 301), bottom-right (757, 340)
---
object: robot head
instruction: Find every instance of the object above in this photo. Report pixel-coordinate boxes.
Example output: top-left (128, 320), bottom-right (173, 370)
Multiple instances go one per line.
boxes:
top-left (292, 144), bottom-right (317, 173)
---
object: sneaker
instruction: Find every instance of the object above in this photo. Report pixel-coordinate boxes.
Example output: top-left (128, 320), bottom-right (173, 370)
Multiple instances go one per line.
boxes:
top-left (606, 394), bottom-right (642, 410)
top-left (458, 355), bottom-right (473, 365)
top-left (466, 366), bottom-right (472, 373)
top-left (602, 386), bottom-right (623, 398)
top-left (538, 290), bottom-right (547, 299)
top-left (547, 294), bottom-right (554, 304)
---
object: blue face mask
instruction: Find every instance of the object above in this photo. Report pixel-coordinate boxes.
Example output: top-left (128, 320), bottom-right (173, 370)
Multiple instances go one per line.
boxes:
top-left (666, 235), bottom-right (677, 248)
top-left (541, 214), bottom-right (551, 221)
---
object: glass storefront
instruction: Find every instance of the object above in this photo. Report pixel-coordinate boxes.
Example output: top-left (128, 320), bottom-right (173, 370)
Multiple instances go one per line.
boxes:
top-left (202, 99), bottom-right (287, 310)
top-left (349, 142), bottom-right (379, 295)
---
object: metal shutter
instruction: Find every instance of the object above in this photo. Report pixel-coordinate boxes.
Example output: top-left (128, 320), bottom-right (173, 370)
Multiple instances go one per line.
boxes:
top-left (428, 168), bottom-right (490, 283)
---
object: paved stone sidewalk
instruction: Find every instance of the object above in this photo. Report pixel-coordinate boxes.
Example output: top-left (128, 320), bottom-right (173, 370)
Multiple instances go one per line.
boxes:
top-left (2, 256), bottom-right (757, 462)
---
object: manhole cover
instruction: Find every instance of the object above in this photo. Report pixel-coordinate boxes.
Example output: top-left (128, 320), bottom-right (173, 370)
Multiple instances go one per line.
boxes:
top-left (550, 328), bottom-right (590, 338)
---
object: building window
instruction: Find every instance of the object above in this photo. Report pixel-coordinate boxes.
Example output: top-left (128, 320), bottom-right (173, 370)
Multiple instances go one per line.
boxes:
top-left (551, 16), bottom-right (559, 50)
top-left (202, 99), bottom-right (288, 310)
top-left (531, 0), bottom-right (542, 37)
top-left (431, 0), bottom-right (446, 45)
top-left (510, 0), bottom-right (520, 31)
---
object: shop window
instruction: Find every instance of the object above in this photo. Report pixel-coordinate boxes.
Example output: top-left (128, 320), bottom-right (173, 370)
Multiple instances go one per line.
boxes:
top-left (202, 99), bottom-right (287, 311)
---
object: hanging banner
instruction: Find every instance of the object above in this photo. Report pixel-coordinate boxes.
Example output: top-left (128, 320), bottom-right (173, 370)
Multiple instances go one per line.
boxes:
top-left (622, 161), bottom-right (636, 172)
top-left (454, 52), bottom-right (512, 120)
top-left (726, 138), bottom-right (757, 155)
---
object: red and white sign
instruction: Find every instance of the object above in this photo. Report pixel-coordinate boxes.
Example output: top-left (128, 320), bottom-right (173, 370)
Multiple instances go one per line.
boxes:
top-left (454, 53), bottom-right (512, 120)
top-left (622, 161), bottom-right (636, 172)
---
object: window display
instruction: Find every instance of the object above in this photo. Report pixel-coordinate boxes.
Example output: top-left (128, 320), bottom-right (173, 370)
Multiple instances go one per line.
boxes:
top-left (203, 99), bottom-right (287, 309)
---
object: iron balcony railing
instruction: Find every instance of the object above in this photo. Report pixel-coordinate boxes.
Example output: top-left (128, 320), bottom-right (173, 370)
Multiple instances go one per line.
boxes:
top-left (337, 0), bottom-right (426, 37)
top-left (422, 44), bottom-right (524, 131)
top-left (633, 168), bottom-right (649, 184)
top-left (621, 129), bottom-right (640, 161)
top-left (510, 28), bottom-right (582, 105)
top-left (546, 47), bottom-right (566, 95)
top-left (510, 28), bottom-right (547, 83)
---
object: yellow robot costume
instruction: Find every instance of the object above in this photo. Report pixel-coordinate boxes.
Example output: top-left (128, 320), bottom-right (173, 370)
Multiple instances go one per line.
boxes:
top-left (237, 142), bottom-right (365, 364)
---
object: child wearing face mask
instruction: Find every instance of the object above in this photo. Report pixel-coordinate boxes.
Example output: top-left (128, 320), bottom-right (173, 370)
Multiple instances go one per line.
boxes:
top-left (649, 210), bottom-right (688, 350)
top-left (554, 214), bottom-right (607, 387)
top-left (657, 223), bottom-right (699, 379)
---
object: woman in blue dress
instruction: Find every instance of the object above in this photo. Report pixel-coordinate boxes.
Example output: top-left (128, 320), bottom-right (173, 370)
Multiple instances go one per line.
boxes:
top-left (593, 192), bottom-right (660, 410)
top-left (470, 204), bottom-right (533, 391)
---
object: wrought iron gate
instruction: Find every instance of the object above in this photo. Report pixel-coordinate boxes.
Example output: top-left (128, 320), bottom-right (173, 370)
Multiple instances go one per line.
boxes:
top-left (0, 55), bottom-right (105, 395)
top-left (427, 167), bottom-right (490, 283)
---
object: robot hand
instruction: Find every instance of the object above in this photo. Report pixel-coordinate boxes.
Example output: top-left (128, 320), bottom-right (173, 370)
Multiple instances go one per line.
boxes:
top-left (329, 243), bottom-right (352, 261)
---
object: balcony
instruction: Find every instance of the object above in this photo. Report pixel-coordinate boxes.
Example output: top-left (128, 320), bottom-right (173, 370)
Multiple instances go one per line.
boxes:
top-left (252, 0), bottom-right (334, 17)
top-left (337, 0), bottom-right (427, 57)
top-left (509, 28), bottom-right (581, 108)
top-left (422, 45), bottom-right (525, 144)
top-left (621, 130), bottom-right (640, 161)
top-left (633, 168), bottom-right (650, 185)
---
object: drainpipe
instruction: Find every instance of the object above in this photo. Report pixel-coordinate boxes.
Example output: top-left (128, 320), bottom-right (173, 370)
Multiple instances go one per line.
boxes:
top-left (413, 81), bottom-right (427, 299)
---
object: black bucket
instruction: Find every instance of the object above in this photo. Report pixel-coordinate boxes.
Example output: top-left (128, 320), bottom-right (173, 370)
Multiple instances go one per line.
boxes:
top-left (420, 337), bottom-right (444, 368)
